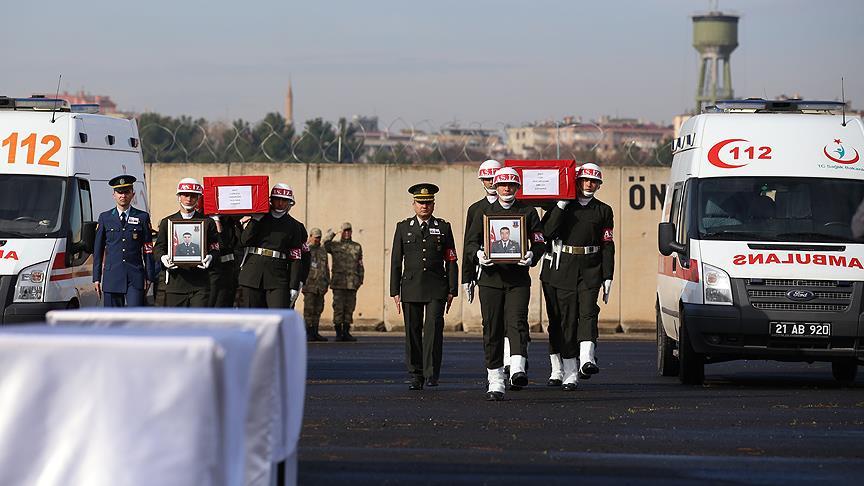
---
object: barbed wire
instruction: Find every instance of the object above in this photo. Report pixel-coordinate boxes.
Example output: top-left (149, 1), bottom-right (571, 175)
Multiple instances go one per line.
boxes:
top-left (138, 116), bottom-right (674, 167)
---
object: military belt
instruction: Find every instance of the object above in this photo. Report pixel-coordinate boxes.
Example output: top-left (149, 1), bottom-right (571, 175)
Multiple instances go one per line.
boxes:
top-left (561, 245), bottom-right (599, 255)
top-left (219, 254), bottom-right (235, 263)
top-left (249, 247), bottom-right (288, 259)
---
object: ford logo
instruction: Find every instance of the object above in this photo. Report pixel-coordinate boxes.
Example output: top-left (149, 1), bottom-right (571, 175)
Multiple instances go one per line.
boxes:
top-left (786, 290), bottom-right (815, 302)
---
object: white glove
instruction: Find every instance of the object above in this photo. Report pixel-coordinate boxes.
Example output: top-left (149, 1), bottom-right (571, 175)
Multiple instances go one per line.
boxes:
top-left (556, 200), bottom-right (570, 209)
top-left (289, 289), bottom-right (300, 307)
top-left (518, 250), bottom-right (534, 266)
top-left (476, 249), bottom-right (493, 267)
top-left (210, 215), bottom-right (220, 222)
top-left (160, 254), bottom-right (178, 270)
top-left (463, 282), bottom-right (475, 304)
top-left (197, 254), bottom-right (213, 270)
top-left (602, 279), bottom-right (612, 304)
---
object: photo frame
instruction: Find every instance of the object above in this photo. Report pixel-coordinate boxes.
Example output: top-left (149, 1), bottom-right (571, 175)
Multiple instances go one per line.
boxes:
top-left (483, 214), bottom-right (527, 263)
top-left (167, 219), bottom-right (207, 267)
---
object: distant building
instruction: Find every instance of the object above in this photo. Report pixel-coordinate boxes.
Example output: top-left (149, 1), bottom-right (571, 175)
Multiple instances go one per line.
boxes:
top-left (46, 91), bottom-right (119, 114)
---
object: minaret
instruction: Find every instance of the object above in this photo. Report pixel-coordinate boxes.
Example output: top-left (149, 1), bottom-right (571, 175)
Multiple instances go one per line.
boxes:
top-left (285, 80), bottom-right (294, 126)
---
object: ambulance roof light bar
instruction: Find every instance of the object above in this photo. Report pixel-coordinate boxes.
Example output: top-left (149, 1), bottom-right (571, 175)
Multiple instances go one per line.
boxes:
top-left (705, 99), bottom-right (847, 114)
top-left (0, 96), bottom-right (73, 111)
top-left (70, 104), bottom-right (100, 114)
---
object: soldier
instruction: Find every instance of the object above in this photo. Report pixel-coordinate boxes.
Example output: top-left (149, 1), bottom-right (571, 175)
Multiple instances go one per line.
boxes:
top-left (303, 227), bottom-right (330, 341)
top-left (238, 184), bottom-right (309, 309)
top-left (92, 175), bottom-right (156, 307)
top-left (464, 167), bottom-right (546, 401)
top-left (208, 214), bottom-right (241, 307)
top-left (462, 159), bottom-right (501, 302)
top-left (391, 184), bottom-right (459, 390)
top-left (324, 222), bottom-right (364, 342)
top-left (541, 163), bottom-right (614, 390)
top-left (153, 178), bottom-right (219, 307)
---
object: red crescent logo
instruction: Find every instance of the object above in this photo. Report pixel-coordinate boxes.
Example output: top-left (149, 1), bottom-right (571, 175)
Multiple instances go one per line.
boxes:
top-left (707, 138), bottom-right (749, 169)
top-left (823, 146), bottom-right (860, 165)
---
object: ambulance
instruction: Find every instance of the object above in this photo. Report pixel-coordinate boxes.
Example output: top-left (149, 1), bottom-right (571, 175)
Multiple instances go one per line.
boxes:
top-left (0, 96), bottom-right (148, 323)
top-left (657, 99), bottom-right (864, 384)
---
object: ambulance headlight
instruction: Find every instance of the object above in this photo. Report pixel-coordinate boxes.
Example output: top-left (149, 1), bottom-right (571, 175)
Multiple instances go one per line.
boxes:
top-left (14, 261), bottom-right (49, 302)
top-left (703, 263), bottom-right (733, 305)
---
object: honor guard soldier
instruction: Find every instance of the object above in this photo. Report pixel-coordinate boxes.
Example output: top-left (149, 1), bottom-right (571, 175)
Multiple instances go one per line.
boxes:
top-left (92, 175), bottom-right (156, 307)
top-left (324, 222), bottom-right (364, 341)
top-left (208, 214), bottom-right (241, 307)
top-left (238, 184), bottom-right (309, 309)
top-left (153, 178), bottom-right (219, 307)
top-left (464, 167), bottom-right (546, 400)
top-left (541, 163), bottom-right (614, 390)
top-left (390, 184), bottom-right (459, 390)
top-left (462, 159), bottom-right (501, 303)
top-left (303, 228), bottom-right (330, 341)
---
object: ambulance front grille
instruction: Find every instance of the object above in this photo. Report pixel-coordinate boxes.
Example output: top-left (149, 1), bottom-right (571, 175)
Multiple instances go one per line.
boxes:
top-left (745, 278), bottom-right (853, 313)
top-left (748, 290), bottom-right (851, 300)
top-left (752, 302), bottom-right (848, 312)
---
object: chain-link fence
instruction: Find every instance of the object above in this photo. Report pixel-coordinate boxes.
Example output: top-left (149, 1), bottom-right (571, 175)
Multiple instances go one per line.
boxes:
top-left (138, 112), bottom-right (674, 166)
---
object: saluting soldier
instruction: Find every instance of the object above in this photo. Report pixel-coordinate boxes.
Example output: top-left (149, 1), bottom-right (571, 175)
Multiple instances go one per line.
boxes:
top-left (391, 184), bottom-right (459, 390)
top-left (153, 178), bottom-right (218, 307)
top-left (464, 167), bottom-right (546, 401)
top-left (208, 214), bottom-right (241, 307)
top-left (541, 163), bottom-right (614, 390)
top-left (238, 184), bottom-right (308, 309)
top-left (92, 175), bottom-right (156, 307)
top-left (324, 222), bottom-right (364, 342)
top-left (303, 227), bottom-right (330, 341)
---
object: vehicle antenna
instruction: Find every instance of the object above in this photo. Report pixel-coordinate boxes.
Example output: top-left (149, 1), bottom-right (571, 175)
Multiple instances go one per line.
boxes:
top-left (841, 77), bottom-right (847, 127)
top-left (50, 74), bottom-right (62, 123)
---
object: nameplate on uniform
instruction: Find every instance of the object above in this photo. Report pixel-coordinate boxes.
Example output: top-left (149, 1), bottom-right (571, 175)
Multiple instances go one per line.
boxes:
top-left (429, 228), bottom-right (441, 235)
top-left (127, 216), bottom-right (139, 225)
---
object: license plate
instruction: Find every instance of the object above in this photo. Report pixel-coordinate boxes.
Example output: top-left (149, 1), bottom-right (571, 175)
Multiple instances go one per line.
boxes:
top-left (770, 321), bottom-right (831, 337)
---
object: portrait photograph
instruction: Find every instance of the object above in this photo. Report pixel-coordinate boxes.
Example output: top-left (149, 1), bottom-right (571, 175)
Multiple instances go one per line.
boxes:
top-left (483, 215), bottom-right (526, 263)
top-left (167, 219), bottom-right (206, 266)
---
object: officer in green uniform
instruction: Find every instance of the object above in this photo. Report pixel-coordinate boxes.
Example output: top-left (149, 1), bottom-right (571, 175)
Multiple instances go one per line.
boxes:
top-left (303, 227), bottom-right (330, 341)
top-left (325, 222), bottom-right (364, 341)
top-left (390, 184), bottom-right (459, 390)
top-left (153, 178), bottom-right (219, 307)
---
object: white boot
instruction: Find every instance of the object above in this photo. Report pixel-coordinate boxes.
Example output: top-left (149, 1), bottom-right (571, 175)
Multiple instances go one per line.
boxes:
top-left (548, 354), bottom-right (563, 385)
top-left (579, 341), bottom-right (599, 375)
top-left (562, 358), bottom-right (579, 391)
top-left (509, 354), bottom-right (528, 388)
top-left (503, 337), bottom-right (511, 365)
top-left (486, 367), bottom-right (506, 400)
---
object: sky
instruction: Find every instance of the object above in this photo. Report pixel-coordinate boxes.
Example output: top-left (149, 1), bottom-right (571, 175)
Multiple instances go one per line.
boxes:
top-left (4, 1), bottom-right (863, 129)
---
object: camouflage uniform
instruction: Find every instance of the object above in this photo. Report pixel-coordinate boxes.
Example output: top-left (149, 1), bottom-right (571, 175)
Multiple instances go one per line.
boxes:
top-left (303, 233), bottom-right (330, 341)
top-left (325, 223), bottom-right (364, 341)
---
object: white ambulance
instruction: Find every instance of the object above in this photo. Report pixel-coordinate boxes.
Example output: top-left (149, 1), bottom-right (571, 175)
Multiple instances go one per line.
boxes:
top-left (0, 96), bottom-right (148, 323)
top-left (657, 99), bottom-right (864, 384)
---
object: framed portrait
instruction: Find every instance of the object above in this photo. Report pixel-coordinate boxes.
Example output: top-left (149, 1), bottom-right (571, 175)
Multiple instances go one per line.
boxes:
top-left (167, 219), bottom-right (206, 267)
top-left (484, 214), bottom-right (526, 263)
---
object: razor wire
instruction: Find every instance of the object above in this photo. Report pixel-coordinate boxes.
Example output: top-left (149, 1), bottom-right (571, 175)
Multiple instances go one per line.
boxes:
top-left (138, 115), bottom-right (674, 167)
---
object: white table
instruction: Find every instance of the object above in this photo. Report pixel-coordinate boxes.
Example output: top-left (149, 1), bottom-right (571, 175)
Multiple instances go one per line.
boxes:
top-left (0, 325), bottom-right (257, 486)
top-left (47, 308), bottom-right (307, 486)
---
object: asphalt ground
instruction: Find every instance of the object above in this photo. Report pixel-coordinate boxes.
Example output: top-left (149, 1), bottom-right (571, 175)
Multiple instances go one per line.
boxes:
top-left (299, 334), bottom-right (864, 485)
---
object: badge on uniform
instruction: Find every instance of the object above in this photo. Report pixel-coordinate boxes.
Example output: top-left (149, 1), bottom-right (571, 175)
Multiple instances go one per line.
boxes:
top-left (429, 228), bottom-right (441, 235)
top-left (127, 216), bottom-right (140, 225)
top-left (132, 232), bottom-right (139, 240)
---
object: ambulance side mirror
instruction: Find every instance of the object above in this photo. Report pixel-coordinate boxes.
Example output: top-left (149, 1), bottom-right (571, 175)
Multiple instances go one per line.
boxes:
top-left (658, 222), bottom-right (686, 257)
top-left (81, 221), bottom-right (97, 254)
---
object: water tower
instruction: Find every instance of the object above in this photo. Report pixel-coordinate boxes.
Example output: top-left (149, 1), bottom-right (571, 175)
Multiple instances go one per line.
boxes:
top-left (692, 9), bottom-right (739, 112)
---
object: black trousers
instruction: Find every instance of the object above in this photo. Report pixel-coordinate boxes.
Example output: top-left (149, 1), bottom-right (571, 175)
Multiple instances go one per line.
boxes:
top-left (547, 284), bottom-right (600, 358)
top-left (478, 285), bottom-right (530, 369)
top-left (542, 282), bottom-right (562, 355)
top-left (208, 265), bottom-right (238, 307)
top-left (241, 285), bottom-right (290, 309)
top-left (157, 289), bottom-right (209, 307)
top-left (402, 299), bottom-right (445, 379)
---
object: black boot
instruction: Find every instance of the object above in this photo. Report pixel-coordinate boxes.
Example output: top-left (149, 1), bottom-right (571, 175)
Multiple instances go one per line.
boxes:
top-left (310, 321), bottom-right (328, 342)
top-left (342, 324), bottom-right (357, 342)
top-left (334, 323), bottom-right (345, 341)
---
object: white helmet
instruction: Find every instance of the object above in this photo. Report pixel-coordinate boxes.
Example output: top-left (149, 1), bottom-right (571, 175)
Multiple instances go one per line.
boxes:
top-left (477, 159), bottom-right (502, 179)
top-left (493, 167), bottom-right (521, 187)
top-left (577, 163), bottom-right (603, 183)
top-left (270, 183), bottom-right (295, 203)
top-left (176, 177), bottom-right (203, 195)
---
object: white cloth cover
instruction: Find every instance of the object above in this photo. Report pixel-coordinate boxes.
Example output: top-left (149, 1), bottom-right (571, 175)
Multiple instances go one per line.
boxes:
top-left (549, 353), bottom-right (563, 380)
top-left (0, 325), bottom-right (256, 486)
top-left (486, 367), bottom-right (506, 394)
top-left (509, 354), bottom-right (526, 375)
top-left (562, 358), bottom-right (579, 385)
top-left (579, 340), bottom-right (596, 366)
top-left (47, 308), bottom-right (307, 486)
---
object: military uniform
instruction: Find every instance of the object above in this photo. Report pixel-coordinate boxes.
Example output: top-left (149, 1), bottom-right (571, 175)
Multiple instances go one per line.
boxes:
top-left (93, 203), bottom-right (156, 307)
top-left (462, 195), bottom-right (497, 285)
top-left (303, 234), bottom-right (330, 340)
top-left (325, 224), bottom-right (364, 340)
top-left (208, 215), bottom-right (241, 308)
top-left (153, 211), bottom-right (219, 307)
top-left (238, 212), bottom-right (308, 308)
top-left (490, 238), bottom-right (521, 255)
top-left (391, 188), bottom-right (459, 385)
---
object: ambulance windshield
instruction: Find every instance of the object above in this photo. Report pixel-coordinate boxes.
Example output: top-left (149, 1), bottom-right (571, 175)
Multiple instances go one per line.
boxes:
top-left (697, 177), bottom-right (864, 243)
top-left (0, 174), bottom-right (66, 237)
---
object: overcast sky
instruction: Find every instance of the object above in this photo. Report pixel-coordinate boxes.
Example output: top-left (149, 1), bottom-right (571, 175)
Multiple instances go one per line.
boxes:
top-left (4, 0), bottom-right (862, 128)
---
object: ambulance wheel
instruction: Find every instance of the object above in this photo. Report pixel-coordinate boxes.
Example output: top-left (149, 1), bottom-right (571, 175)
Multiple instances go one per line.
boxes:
top-left (66, 299), bottom-right (80, 309)
top-left (678, 315), bottom-right (704, 385)
top-left (831, 359), bottom-right (858, 384)
top-left (656, 304), bottom-right (679, 377)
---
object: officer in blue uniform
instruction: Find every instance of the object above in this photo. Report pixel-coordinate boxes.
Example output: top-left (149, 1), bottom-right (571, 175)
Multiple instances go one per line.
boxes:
top-left (92, 175), bottom-right (156, 307)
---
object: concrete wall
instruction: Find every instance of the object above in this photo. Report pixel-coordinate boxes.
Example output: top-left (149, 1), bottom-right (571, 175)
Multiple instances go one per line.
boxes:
top-left (146, 163), bottom-right (669, 331)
